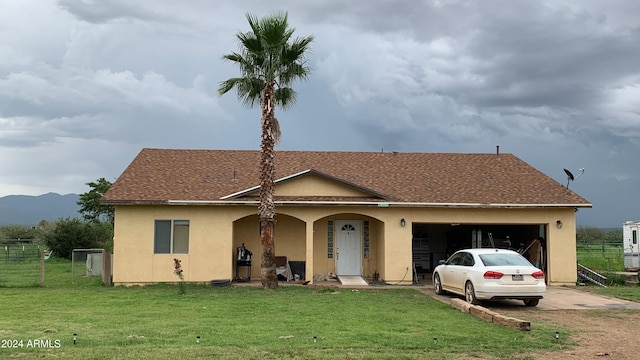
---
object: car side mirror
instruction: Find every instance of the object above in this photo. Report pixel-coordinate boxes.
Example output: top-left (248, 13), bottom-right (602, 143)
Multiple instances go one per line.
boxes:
top-left (439, 259), bottom-right (446, 265)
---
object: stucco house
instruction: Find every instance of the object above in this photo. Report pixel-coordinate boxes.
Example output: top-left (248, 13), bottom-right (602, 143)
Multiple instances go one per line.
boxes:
top-left (101, 148), bottom-right (591, 286)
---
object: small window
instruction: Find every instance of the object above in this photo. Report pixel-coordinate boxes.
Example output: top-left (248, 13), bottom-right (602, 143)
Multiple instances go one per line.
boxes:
top-left (462, 253), bottom-right (475, 267)
top-left (154, 220), bottom-right (189, 254)
top-left (341, 224), bottom-right (356, 231)
top-left (446, 253), bottom-right (465, 266)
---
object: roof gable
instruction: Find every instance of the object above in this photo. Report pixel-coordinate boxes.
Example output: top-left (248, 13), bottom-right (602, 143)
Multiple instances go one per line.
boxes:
top-left (223, 169), bottom-right (391, 200)
top-left (102, 148), bottom-right (592, 208)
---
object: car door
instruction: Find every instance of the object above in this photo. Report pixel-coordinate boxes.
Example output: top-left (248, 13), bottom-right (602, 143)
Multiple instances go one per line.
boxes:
top-left (440, 252), bottom-right (466, 293)
top-left (447, 252), bottom-right (474, 293)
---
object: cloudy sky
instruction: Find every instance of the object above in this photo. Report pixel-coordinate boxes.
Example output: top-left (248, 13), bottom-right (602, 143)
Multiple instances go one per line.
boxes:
top-left (1, 1), bottom-right (639, 227)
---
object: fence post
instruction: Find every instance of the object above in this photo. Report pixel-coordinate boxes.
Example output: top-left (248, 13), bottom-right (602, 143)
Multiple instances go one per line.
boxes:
top-left (102, 250), bottom-right (112, 286)
top-left (40, 250), bottom-right (45, 286)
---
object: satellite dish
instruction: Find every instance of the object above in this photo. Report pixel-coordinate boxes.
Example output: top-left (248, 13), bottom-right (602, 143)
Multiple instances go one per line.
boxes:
top-left (563, 168), bottom-right (584, 189)
top-left (564, 168), bottom-right (574, 181)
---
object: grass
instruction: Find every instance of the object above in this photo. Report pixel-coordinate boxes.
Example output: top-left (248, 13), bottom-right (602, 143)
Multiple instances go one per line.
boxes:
top-left (579, 283), bottom-right (640, 303)
top-left (576, 243), bottom-right (625, 271)
top-left (0, 257), bottom-right (102, 288)
top-left (0, 260), bottom-right (41, 287)
top-left (0, 259), bottom-right (568, 359)
top-left (0, 243), bottom-right (42, 287)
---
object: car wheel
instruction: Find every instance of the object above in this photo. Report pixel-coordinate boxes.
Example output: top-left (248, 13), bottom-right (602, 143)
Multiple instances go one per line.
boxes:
top-left (523, 299), bottom-right (539, 307)
top-left (433, 273), bottom-right (445, 295)
top-left (465, 281), bottom-right (480, 305)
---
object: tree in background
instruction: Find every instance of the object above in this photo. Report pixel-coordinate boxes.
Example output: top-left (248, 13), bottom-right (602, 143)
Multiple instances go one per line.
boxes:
top-left (0, 224), bottom-right (38, 240)
top-left (1, 177), bottom-right (117, 258)
top-left (33, 178), bottom-right (116, 259)
top-left (576, 226), bottom-right (623, 244)
top-left (41, 218), bottom-right (112, 260)
top-left (218, 12), bottom-right (313, 289)
top-left (77, 177), bottom-right (114, 225)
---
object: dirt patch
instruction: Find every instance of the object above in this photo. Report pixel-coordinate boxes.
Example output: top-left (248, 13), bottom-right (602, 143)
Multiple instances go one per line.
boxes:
top-left (500, 308), bottom-right (640, 359)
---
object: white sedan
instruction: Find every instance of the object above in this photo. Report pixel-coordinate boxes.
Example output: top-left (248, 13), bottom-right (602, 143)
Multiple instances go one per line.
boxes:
top-left (432, 248), bottom-right (546, 307)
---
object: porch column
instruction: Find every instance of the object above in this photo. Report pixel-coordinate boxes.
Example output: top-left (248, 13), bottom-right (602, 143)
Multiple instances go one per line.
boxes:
top-left (305, 220), bottom-right (314, 283)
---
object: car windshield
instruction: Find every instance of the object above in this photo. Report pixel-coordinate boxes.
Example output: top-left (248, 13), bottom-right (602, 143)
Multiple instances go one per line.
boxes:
top-left (478, 253), bottom-right (532, 267)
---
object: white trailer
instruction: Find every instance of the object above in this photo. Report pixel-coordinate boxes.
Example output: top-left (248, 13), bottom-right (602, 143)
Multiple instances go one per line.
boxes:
top-left (623, 221), bottom-right (640, 269)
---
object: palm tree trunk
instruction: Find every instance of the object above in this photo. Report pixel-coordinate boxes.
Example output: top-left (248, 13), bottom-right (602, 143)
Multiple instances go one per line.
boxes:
top-left (259, 80), bottom-right (278, 289)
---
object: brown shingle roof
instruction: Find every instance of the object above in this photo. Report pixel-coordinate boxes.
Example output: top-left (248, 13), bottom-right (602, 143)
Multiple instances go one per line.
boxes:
top-left (101, 148), bottom-right (591, 207)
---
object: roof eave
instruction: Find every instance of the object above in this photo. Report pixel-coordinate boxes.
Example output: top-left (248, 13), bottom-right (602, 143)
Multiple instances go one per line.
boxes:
top-left (101, 199), bottom-right (169, 205)
top-left (161, 200), bottom-right (592, 208)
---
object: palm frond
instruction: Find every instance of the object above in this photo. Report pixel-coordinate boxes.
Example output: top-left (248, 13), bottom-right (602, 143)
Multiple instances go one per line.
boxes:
top-left (288, 36), bottom-right (314, 60)
top-left (259, 12), bottom-right (292, 48)
top-left (219, 12), bottom-right (313, 112)
top-left (279, 62), bottom-right (311, 86)
top-left (274, 87), bottom-right (297, 110)
top-left (217, 77), bottom-right (242, 96)
top-left (237, 31), bottom-right (263, 55)
top-left (272, 116), bottom-right (282, 144)
top-left (236, 77), bottom-right (264, 108)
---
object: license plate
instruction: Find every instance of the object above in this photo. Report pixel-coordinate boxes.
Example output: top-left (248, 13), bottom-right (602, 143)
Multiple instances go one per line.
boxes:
top-left (512, 275), bottom-right (524, 281)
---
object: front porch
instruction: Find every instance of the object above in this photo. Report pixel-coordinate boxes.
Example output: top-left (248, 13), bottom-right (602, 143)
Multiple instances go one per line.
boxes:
top-left (232, 212), bottom-right (412, 285)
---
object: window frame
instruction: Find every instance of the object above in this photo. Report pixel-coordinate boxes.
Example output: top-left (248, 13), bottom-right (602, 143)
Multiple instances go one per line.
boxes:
top-left (154, 219), bottom-right (190, 254)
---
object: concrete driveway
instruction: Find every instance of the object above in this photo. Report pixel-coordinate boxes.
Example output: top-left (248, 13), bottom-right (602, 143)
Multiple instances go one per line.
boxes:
top-left (416, 282), bottom-right (640, 310)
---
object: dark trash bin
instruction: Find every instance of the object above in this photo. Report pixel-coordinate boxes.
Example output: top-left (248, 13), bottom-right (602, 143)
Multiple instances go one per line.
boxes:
top-left (210, 279), bottom-right (231, 287)
top-left (288, 261), bottom-right (306, 281)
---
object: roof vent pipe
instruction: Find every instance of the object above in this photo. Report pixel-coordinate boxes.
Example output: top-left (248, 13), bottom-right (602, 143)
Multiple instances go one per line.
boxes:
top-left (496, 145), bottom-right (500, 156)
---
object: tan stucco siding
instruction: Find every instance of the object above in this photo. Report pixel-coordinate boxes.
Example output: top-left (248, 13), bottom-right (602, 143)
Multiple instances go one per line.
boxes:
top-left (113, 204), bottom-right (577, 286)
top-left (546, 212), bottom-right (578, 286)
top-left (274, 216), bottom-right (306, 261)
top-left (274, 174), bottom-right (372, 197)
top-left (112, 206), bottom-right (153, 283)
top-left (113, 205), bottom-right (255, 285)
top-left (312, 220), bottom-right (332, 278)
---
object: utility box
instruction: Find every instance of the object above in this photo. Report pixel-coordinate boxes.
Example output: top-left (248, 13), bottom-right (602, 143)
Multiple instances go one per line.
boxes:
top-left (86, 253), bottom-right (104, 276)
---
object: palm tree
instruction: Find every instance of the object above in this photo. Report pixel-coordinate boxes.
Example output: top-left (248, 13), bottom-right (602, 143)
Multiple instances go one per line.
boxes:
top-left (218, 12), bottom-right (313, 289)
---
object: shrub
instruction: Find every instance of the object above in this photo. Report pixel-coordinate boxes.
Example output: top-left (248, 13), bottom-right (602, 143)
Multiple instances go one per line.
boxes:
top-left (41, 218), bottom-right (113, 260)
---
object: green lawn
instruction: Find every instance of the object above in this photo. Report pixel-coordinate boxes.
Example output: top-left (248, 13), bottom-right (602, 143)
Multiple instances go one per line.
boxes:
top-left (0, 259), bottom-right (570, 359)
top-left (579, 283), bottom-right (640, 303)
top-left (576, 243), bottom-right (625, 271)
top-left (0, 243), bottom-right (42, 287)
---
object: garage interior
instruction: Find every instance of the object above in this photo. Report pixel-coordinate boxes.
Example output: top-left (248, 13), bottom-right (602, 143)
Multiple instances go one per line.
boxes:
top-left (412, 223), bottom-right (547, 279)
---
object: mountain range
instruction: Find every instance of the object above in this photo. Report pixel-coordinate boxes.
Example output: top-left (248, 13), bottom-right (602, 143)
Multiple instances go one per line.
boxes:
top-left (0, 193), bottom-right (81, 226)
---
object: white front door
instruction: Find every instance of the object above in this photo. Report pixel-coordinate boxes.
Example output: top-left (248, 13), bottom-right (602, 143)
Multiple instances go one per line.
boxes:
top-left (335, 220), bottom-right (361, 275)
